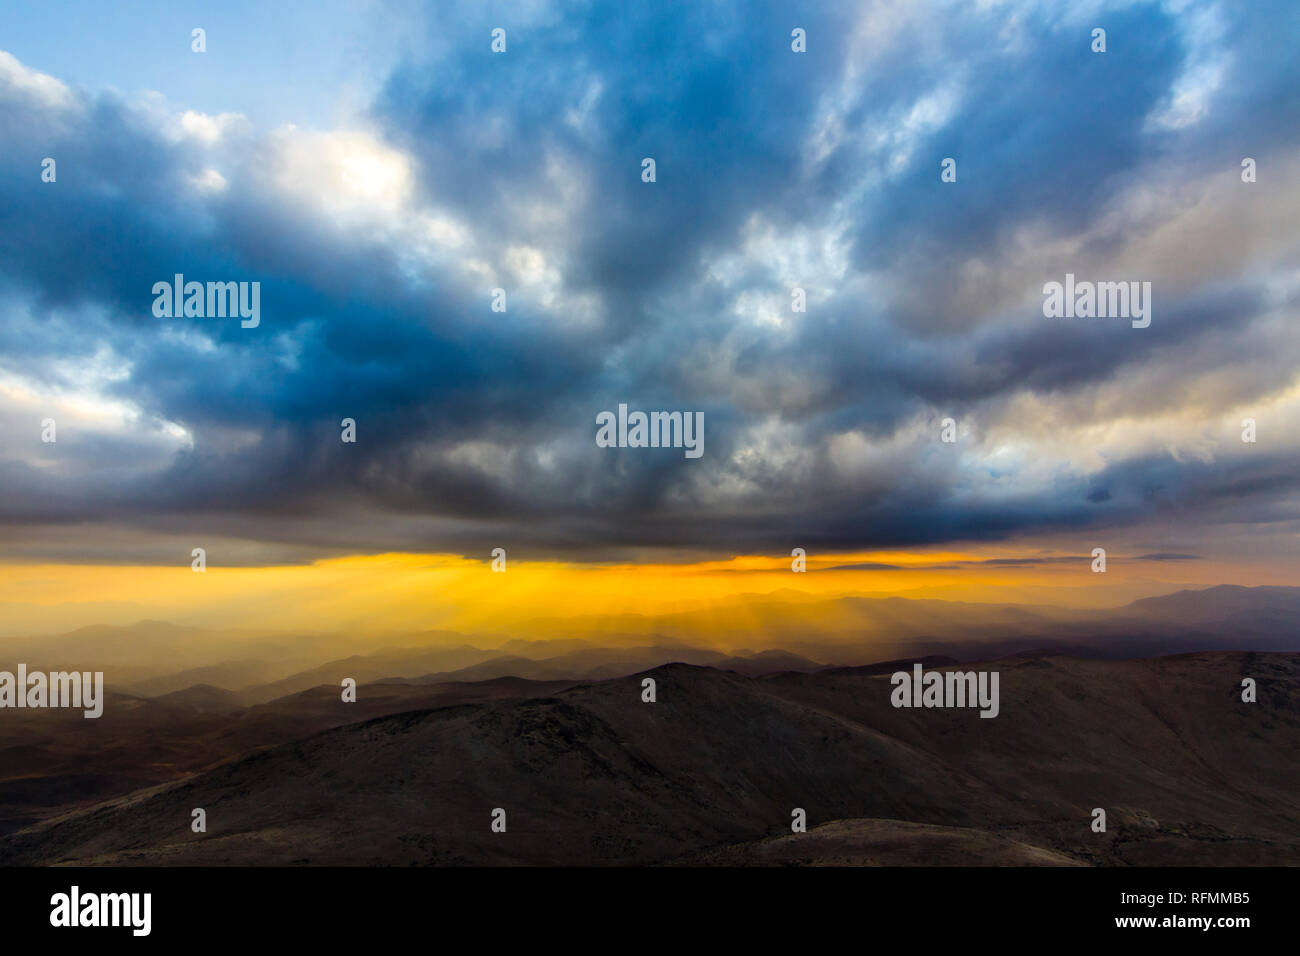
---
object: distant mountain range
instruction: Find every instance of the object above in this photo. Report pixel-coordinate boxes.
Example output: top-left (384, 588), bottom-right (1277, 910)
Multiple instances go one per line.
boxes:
top-left (4, 586), bottom-right (1300, 703)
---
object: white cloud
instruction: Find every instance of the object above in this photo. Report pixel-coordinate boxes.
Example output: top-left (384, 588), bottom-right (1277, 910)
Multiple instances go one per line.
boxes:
top-left (0, 49), bottom-right (75, 110)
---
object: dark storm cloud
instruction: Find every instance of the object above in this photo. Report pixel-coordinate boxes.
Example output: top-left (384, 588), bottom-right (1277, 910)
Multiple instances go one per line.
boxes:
top-left (1, 0), bottom-right (1299, 563)
top-left (375, 1), bottom-right (855, 326)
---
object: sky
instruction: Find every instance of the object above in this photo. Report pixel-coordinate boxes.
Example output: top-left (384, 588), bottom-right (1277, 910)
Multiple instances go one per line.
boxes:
top-left (1, 0), bottom-right (1299, 637)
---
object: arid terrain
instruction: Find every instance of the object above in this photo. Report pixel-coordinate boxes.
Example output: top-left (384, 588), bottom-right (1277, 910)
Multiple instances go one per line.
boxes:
top-left (1, 647), bottom-right (1296, 866)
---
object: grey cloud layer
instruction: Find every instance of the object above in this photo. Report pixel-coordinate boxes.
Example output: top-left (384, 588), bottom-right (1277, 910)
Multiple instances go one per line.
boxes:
top-left (1, 0), bottom-right (1298, 562)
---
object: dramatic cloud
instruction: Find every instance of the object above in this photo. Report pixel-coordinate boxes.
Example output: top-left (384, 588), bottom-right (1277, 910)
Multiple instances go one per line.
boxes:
top-left (1, 0), bottom-right (1298, 563)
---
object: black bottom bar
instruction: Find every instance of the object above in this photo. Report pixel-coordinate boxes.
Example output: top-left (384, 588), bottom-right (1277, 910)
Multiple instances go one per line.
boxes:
top-left (0, 866), bottom-right (1283, 942)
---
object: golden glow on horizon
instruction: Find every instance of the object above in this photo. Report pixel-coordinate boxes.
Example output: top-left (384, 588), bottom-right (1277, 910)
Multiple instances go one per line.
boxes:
top-left (0, 546), bottom-right (1291, 641)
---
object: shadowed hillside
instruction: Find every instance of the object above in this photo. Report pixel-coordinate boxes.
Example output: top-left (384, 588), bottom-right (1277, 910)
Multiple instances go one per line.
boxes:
top-left (2, 652), bottom-right (1296, 866)
top-left (0, 677), bottom-right (577, 836)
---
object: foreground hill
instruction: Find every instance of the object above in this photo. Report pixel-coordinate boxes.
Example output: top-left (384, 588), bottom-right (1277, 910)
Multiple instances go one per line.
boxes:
top-left (0, 677), bottom-right (576, 836)
top-left (692, 818), bottom-right (1087, 866)
top-left (2, 651), bottom-right (1296, 866)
